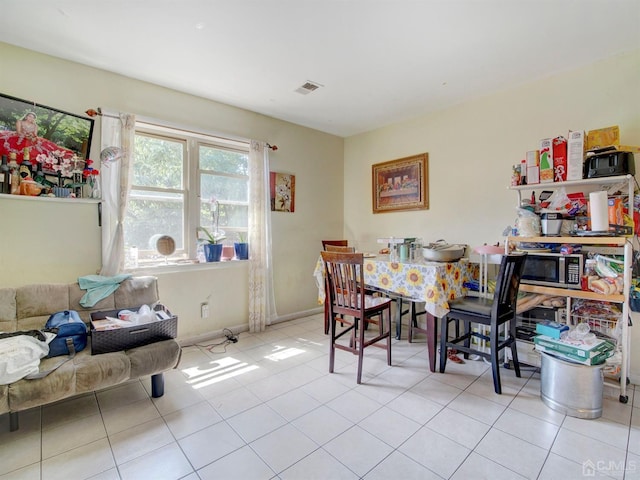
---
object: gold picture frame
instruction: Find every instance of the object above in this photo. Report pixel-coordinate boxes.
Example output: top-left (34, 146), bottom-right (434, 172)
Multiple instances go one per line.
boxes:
top-left (372, 153), bottom-right (429, 213)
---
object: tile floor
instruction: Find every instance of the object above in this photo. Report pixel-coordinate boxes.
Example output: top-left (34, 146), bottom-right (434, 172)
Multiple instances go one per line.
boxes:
top-left (0, 313), bottom-right (638, 480)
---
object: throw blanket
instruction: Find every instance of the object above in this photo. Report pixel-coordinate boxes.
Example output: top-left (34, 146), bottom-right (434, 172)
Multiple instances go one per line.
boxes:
top-left (78, 274), bottom-right (132, 307)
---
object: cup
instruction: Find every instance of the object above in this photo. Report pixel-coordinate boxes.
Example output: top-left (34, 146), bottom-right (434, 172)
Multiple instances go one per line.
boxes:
top-left (399, 244), bottom-right (409, 261)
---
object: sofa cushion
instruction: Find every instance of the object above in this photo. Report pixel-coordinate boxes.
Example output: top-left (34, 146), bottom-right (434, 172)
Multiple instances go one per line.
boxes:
top-left (128, 339), bottom-right (181, 378)
top-left (74, 351), bottom-right (131, 393)
top-left (0, 288), bottom-right (17, 332)
top-left (16, 284), bottom-right (70, 331)
top-left (0, 385), bottom-right (8, 415)
top-left (114, 276), bottom-right (159, 309)
top-left (69, 283), bottom-right (115, 323)
top-left (9, 358), bottom-right (76, 411)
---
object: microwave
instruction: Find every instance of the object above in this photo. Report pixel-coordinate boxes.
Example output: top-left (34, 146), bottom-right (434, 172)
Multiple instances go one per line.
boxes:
top-left (521, 252), bottom-right (584, 290)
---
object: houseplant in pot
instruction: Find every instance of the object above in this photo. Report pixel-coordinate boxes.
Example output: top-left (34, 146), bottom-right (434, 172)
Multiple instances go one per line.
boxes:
top-left (197, 226), bottom-right (225, 262)
top-left (234, 232), bottom-right (249, 260)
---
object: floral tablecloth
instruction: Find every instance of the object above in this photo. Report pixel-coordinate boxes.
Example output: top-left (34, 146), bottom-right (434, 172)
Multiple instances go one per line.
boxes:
top-left (314, 255), bottom-right (473, 318)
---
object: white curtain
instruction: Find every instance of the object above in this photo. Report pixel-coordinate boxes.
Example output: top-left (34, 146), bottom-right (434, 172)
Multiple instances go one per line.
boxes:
top-left (248, 141), bottom-right (277, 332)
top-left (99, 111), bottom-right (136, 276)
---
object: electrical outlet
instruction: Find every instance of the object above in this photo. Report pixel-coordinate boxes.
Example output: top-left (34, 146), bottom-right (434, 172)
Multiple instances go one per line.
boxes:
top-left (200, 302), bottom-right (209, 318)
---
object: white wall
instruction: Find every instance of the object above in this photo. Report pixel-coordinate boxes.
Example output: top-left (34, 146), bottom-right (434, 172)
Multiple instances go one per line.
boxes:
top-left (0, 42), bottom-right (344, 341)
top-left (344, 49), bottom-right (640, 382)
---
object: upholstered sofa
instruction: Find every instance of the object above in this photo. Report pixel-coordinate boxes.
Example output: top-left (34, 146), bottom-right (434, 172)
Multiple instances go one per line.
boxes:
top-left (0, 276), bottom-right (181, 431)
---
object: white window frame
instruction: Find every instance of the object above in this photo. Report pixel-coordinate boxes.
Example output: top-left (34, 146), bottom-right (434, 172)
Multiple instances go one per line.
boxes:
top-left (128, 121), bottom-right (249, 268)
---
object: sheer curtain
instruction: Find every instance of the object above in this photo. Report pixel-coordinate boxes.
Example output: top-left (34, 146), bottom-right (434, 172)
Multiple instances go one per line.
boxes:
top-left (248, 140), bottom-right (277, 332)
top-left (99, 111), bottom-right (135, 276)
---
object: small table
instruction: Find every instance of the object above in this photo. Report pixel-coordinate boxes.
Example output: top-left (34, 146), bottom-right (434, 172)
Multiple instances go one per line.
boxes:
top-left (314, 255), bottom-right (472, 372)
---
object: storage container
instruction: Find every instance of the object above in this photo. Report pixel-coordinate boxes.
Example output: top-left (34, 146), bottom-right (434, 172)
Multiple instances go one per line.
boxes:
top-left (90, 304), bottom-right (177, 355)
top-left (540, 351), bottom-right (603, 419)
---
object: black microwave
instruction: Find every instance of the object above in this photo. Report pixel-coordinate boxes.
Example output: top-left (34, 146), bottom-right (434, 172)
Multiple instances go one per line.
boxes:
top-left (521, 253), bottom-right (584, 290)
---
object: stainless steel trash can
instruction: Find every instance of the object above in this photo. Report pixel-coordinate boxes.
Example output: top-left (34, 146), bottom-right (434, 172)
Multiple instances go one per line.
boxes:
top-left (540, 352), bottom-right (604, 419)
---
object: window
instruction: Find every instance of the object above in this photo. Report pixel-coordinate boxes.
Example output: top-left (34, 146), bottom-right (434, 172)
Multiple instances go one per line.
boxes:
top-left (124, 122), bottom-right (249, 267)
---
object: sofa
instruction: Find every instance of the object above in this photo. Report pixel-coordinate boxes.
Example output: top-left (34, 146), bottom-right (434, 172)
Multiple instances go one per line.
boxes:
top-left (0, 276), bottom-right (181, 431)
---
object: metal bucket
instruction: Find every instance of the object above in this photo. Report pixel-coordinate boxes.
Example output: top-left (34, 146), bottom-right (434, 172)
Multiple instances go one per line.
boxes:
top-left (540, 352), bottom-right (604, 419)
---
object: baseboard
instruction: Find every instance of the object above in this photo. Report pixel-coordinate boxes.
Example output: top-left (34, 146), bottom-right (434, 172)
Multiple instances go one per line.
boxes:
top-left (178, 323), bottom-right (248, 347)
top-left (176, 307), bottom-right (323, 346)
top-left (271, 307), bottom-right (322, 325)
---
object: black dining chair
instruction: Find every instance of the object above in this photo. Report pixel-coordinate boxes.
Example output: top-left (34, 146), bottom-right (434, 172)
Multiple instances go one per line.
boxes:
top-left (439, 253), bottom-right (527, 394)
top-left (321, 251), bottom-right (393, 384)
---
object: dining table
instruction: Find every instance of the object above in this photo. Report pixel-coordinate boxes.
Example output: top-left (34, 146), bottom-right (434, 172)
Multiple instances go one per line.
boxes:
top-left (314, 253), bottom-right (474, 372)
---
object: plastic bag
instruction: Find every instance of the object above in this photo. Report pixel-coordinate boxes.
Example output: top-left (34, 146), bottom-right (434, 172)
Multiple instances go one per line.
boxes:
top-left (0, 333), bottom-right (49, 385)
top-left (545, 187), bottom-right (571, 212)
top-left (515, 208), bottom-right (541, 237)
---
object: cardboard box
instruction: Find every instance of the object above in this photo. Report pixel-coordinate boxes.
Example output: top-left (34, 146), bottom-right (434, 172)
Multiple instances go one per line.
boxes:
top-left (535, 321), bottom-right (569, 339)
top-left (586, 126), bottom-right (620, 151)
top-left (90, 304), bottom-right (177, 355)
top-left (534, 344), bottom-right (614, 366)
top-left (527, 165), bottom-right (540, 184)
top-left (539, 138), bottom-right (554, 183)
top-left (608, 197), bottom-right (624, 226)
top-left (553, 136), bottom-right (568, 182)
top-left (526, 150), bottom-right (540, 167)
top-left (533, 334), bottom-right (614, 362)
top-left (567, 130), bottom-right (585, 180)
top-left (617, 145), bottom-right (640, 153)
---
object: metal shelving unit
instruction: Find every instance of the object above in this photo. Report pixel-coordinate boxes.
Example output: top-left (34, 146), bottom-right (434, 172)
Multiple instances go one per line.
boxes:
top-left (507, 175), bottom-right (634, 403)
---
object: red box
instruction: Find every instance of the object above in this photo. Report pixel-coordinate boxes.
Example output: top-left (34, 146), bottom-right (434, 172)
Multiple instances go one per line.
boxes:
top-left (553, 136), bottom-right (568, 182)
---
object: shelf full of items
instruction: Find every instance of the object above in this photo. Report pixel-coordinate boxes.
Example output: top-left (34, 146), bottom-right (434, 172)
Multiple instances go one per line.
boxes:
top-left (505, 126), bottom-right (637, 404)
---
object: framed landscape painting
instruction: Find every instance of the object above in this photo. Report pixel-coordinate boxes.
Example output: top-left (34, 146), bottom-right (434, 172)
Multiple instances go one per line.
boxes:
top-left (372, 153), bottom-right (429, 213)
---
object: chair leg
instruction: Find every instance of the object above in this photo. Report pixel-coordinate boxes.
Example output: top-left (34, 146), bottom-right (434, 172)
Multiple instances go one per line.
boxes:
top-left (439, 316), bottom-right (449, 373)
top-left (324, 300), bottom-right (330, 334)
top-left (510, 324), bottom-right (521, 378)
top-left (490, 328), bottom-right (502, 394)
top-left (329, 311), bottom-right (336, 373)
top-left (386, 307), bottom-right (392, 366)
top-left (357, 315), bottom-right (365, 384)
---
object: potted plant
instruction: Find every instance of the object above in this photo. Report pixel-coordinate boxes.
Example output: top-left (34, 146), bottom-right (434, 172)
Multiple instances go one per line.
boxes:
top-left (197, 226), bottom-right (225, 262)
top-left (234, 232), bottom-right (249, 260)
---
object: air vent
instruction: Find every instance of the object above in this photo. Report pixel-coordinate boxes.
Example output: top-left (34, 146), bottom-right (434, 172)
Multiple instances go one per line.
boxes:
top-left (295, 81), bottom-right (322, 95)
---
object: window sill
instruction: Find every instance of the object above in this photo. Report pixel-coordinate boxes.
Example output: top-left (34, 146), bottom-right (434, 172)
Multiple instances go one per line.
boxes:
top-left (127, 259), bottom-right (248, 275)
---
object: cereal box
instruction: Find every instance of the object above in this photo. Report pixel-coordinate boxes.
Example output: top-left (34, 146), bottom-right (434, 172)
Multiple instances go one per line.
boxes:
top-left (586, 126), bottom-right (620, 151)
top-left (539, 138), bottom-right (554, 183)
top-left (553, 136), bottom-right (567, 182)
top-left (567, 130), bottom-right (585, 180)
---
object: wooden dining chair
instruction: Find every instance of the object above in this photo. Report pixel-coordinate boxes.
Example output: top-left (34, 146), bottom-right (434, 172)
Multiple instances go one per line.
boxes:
top-left (439, 254), bottom-right (527, 394)
top-left (321, 251), bottom-right (393, 384)
top-left (322, 242), bottom-right (354, 334)
top-left (325, 245), bottom-right (355, 253)
top-left (322, 240), bottom-right (349, 250)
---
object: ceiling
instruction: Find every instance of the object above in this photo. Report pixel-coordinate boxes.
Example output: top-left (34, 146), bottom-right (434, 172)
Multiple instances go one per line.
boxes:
top-left (1, 1), bottom-right (639, 137)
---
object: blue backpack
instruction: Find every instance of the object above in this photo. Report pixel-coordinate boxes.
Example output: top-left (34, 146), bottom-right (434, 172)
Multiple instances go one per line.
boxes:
top-left (44, 310), bottom-right (88, 357)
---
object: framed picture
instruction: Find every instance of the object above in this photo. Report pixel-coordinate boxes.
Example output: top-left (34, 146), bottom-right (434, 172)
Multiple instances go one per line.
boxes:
top-left (372, 153), bottom-right (429, 213)
top-left (270, 172), bottom-right (295, 212)
top-left (0, 92), bottom-right (94, 169)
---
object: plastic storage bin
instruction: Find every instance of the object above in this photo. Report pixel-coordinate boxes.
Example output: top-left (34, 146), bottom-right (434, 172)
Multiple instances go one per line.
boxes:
top-left (540, 351), bottom-right (604, 419)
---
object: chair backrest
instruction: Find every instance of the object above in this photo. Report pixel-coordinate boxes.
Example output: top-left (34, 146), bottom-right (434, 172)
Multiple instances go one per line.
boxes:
top-left (322, 240), bottom-right (348, 250)
top-left (325, 245), bottom-right (356, 253)
top-left (491, 253), bottom-right (527, 323)
top-left (320, 251), bottom-right (365, 318)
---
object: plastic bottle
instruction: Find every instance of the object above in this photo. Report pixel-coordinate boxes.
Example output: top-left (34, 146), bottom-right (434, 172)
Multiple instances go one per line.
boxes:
top-left (8, 153), bottom-right (20, 195)
top-left (0, 155), bottom-right (9, 194)
top-left (581, 259), bottom-right (597, 291)
top-left (130, 246), bottom-right (139, 268)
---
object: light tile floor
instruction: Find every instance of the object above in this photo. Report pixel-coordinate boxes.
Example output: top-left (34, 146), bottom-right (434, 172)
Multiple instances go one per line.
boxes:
top-left (0, 313), bottom-right (638, 479)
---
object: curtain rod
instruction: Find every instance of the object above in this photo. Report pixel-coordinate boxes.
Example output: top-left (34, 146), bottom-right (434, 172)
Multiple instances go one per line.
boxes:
top-left (86, 108), bottom-right (278, 150)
